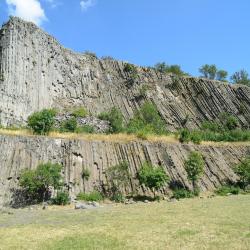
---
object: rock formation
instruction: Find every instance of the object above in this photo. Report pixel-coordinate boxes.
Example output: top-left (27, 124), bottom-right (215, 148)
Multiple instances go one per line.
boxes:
top-left (0, 134), bottom-right (249, 206)
top-left (0, 17), bottom-right (250, 131)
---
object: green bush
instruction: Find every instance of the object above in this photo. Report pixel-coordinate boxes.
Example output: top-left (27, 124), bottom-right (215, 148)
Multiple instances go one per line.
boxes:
top-left (138, 162), bottom-right (170, 198)
top-left (154, 62), bottom-right (187, 76)
top-left (98, 107), bottom-right (124, 133)
top-left (215, 185), bottom-right (240, 196)
top-left (19, 162), bottom-right (62, 202)
top-left (76, 191), bottom-right (103, 202)
top-left (127, 102), bottom-right (167, 135)
top-left (124, 63), bottom-right (137, 74)
top-left (82, 168), bottom-right (91, 181)
top-left (179, 129), bottom-right (191, 143)
top-left (52, 191), bottom-right (70, 205)
top-left (76, 125), bottom-right (95, 134)
top-left (185, 152), bottom-right (204, 191)
top-left (28, 109), bottom-right (57, 135)
top-left (60, 118), bottom-right (77, 132)
top-left (234, 158), bottom-right (250, 190)
top-left (105, 162), bottom-right (131, 201)
top-left (172, 188), bottom-right (194, 200)
top-left (71, 107), bottom-right (88, 118)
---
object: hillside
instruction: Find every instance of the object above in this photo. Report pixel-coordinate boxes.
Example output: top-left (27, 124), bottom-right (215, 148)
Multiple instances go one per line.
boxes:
top-left (0, 17), bottom-right (250, 131)
top-left (0, 17), bottom-right (250, 207)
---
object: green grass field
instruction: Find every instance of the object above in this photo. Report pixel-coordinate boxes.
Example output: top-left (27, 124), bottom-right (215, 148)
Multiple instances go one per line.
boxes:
top-left (0, 195), bottom-right (250, 250)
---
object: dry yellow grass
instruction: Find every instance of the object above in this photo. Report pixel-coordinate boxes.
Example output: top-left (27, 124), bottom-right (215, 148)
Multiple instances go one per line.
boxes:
top-left (0, 128), bottom-right (249, 147)
top-left (0, 195), bottom-right (249, 249)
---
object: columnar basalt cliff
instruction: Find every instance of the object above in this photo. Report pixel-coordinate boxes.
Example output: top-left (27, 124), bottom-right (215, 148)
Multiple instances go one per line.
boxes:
top-left (0, 134), bottom-right (249, 206)
top-left (0, 17), bottom-right (250, 130)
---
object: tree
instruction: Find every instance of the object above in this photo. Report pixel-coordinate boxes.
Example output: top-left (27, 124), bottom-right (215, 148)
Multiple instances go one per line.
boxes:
top-left (60, 117), bottom-right (77, 132)
top-left (185, 152), bottom-right (205, 192)
top-left (231, 70), bottom-right (250, 86)
top-left (154, 62), bottom-right (187, 76)
top-left (138, 162), bottom-right (170, 198)
top-left (28, 109), bottom-right (57, 135)
top-left (19, 162), bottom-right (63, 202)
top-left (216, 70), bottom-right (228, 81)
top-left (106, 162), bottom-right (131, 201)
top-left (98, 107), bottom-right (124, 133)
top-left (199, 64), bottom-right (217, 79)
top-left (234, 158), bottom-right (250, 190)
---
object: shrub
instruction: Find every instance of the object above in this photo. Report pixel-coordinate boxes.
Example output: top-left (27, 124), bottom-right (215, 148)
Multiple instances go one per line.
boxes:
top-left (172, 188), bottom-right (194, 200)
top-left (185, 152), bottom-right (205, 191)
top-left (215, 185), bottom-right (240, 196)
top-left (231, 70), bottom-right (250, 86)
top-left (124, 63), bottom-right (137, 74)
top-left (52, 191), bottom-right (70, 205)
top-left (190, 131), bottom-right (202, 144)
top-left (179, 129), bottom-right (191, 143)
top-left (76, 125), bottom-right (95, 134)
top-left (220, 113), bottom-right (238, 131)
top-left (82, 168), bottom-right (91, 181)
top-left (138, 162), bottom-right (170, 198)
top-left (216, 70), bottom-right (228, 81)
top-left (19, 162), bottom-right (63, 202)
top-left (105, 162), bottom-right (131, 201)
top-left (71, 107), bottom-right (88, 118)
top-left (199, 64), bottom-right (217, 79)
top-left (234, 158), bottom-right (250, 190)
top-left (28, 109), bottom-right (57, 135)
top-left (60, 118), bottom-right (77, 132)
top-left (127, 102), bottom-right (167, 135)
top-left (98, 107), bottom-right (124, 133)
top-left (76, 191), bottom-right (103, 201)
top-left (154, 62), bottom-right (187, 76)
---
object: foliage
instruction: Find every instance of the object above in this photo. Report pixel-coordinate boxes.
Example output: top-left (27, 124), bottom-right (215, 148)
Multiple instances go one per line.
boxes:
top-left (199, 64), bottom-right (217, 79)
top-left (215, 185), bottom-right (240, 196)
top-left (19, 162), bottom-right (63, 202)
top-left (60, 118), bottom-right (77, 132)
top-left (231, 70), bottom-right (250, 86)
top-left (185, 152), bottom-right (204, 189)
top-left (82, 168), bottom-right (91, 181)
top-left (52, 191), bottom-right (70, 205)
top-left (98, 107), bottom-right (124, 133)
top-left (234, 158), bottom-right (250, 190)
top-left (179, 129), bottom-right (191, 143)
top-left (138, 85), bottom-right (149, 98)
top-left (76, 191), bottom-right (103, 202)
top-left (154, 62), bottom-right (187, 76)
top-left (105, 162), bottom-right (131, 201)
top-left (216, 70), bottom-right (228, 81)
top-left (124, 63), bottom-right (137, 74)
top-left (199, 64), bottom-right (228, 81)
top-left (71, 107), bottom-right (88, 118)
top-left (76, 125), bottom-right (95, 134)
top-left (172, 188), bottom-right (195, 200)
top-left (27, 109), bottom-right (57, 135)
top-left (127, 102), bottom-right (167, 135)
top-left (219, 113), bottom-right (239, 131)
top-left (137, 162), bottom-right (170, 197)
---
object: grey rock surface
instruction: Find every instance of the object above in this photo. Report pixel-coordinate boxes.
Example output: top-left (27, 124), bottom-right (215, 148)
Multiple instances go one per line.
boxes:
top-left (0, 17), bottom-right (249, 131)
top-left (0, 134), bottom-right (248, 207)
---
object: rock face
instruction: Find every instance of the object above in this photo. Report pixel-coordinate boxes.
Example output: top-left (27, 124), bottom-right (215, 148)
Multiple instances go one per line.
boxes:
top-left (0, 17), bottom-right (250, 130)
top-left (0, 134), bottom-right (249, 207)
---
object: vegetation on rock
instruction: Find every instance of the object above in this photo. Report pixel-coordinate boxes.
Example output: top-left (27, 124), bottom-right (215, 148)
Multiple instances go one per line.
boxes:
top-left (28, 109), bottom-right (57, 135)
top-left (138, 162), bottom-right (170, 198)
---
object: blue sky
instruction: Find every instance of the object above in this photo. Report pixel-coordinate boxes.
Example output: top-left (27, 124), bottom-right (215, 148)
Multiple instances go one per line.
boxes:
top-left (0, 0), bottom-right (249, 77)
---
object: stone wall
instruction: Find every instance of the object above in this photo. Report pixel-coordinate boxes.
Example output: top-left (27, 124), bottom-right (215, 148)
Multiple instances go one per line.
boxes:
top-left (0, 134), bottom-right (249, 206)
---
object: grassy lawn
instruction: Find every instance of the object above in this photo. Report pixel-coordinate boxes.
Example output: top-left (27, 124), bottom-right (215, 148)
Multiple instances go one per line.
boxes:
top-left (0, 195), bottom-right (250, 249)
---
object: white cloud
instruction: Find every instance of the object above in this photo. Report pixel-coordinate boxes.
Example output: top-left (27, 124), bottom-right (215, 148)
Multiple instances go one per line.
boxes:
top-left (80, 0), bottom-right (95, 11)
top-left (6, 0), bottom-right (47, 26)
top-left (44, 0), bottom-right (60, 9)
